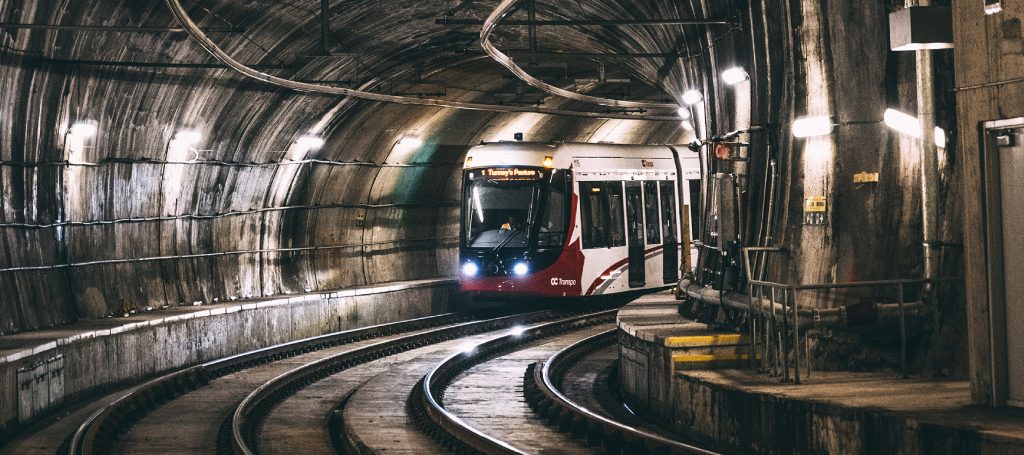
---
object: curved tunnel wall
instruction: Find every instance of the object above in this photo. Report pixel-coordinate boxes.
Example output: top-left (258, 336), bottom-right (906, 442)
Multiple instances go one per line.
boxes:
top-left (0, 0), bottom-right (695, 333)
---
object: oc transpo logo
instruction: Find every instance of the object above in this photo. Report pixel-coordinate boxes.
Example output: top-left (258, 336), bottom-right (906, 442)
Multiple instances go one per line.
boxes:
top-left (550, 277), bottom-right (577, 286)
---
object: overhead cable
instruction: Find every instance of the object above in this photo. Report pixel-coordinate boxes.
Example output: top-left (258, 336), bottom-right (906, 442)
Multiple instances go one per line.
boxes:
top-left (163, 0), bottom-right (679, 121)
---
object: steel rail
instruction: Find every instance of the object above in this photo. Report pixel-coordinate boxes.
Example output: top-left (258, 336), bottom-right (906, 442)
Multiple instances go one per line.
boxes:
top-left (527, 329), bottom-right (720, 454)
top-left (67, 310), bottom-right (478, 455)
top-left (415, 309), bottom-right (618, 454)
top-left (231, 308), bottom-right (583, 455)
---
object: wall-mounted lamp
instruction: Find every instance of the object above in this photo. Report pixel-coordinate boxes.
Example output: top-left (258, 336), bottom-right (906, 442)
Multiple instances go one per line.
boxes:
top-left (791, 116), bottom-right (833, 138)
top-left (682, 90), bottom-right (703, 106)
top-left (884, 108), bottom-right (947, 147)
top-left (168, 130), bottom-right (202, 162)
top-left (721, 67), bottom-right (749, 85)
top-left (66, 121), bottom-right (98, 163)
top-left (294, 135), bottom-right (325, 152)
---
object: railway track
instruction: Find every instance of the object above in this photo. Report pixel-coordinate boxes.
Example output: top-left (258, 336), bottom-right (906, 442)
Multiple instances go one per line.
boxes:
top-left (0, 296), bottom-right (722, 455)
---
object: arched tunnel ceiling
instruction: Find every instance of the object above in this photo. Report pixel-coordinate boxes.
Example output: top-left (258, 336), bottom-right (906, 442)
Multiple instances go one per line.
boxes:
top-left (0, 0), bottom-right (739, 332)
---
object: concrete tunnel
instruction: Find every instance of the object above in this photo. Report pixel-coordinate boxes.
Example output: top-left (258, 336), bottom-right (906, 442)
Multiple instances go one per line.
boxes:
top-left (1, 0), bottom-right (1023, 453)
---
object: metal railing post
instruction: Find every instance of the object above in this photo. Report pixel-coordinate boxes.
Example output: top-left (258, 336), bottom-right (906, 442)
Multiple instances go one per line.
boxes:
top-left (898, 282), bottom-right (907, 379)
top-left (791, 288), bottom-right (800, 384)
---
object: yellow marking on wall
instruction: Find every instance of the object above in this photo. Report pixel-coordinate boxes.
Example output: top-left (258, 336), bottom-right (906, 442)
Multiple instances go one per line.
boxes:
top-left (672, 353), bottom-right (753, 363)
top-left (663, 334), bottom-right (745, 348)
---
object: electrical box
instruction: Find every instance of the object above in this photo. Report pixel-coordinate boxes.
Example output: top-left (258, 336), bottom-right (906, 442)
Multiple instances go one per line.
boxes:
top-left (804, 196), bottom-right (828, 225)
top-left (889, 6), bottom-right (953, 51)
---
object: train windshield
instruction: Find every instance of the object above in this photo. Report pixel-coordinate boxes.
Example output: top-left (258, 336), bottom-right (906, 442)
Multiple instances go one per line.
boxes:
top-left (463, 167), bottom-right (567, 250)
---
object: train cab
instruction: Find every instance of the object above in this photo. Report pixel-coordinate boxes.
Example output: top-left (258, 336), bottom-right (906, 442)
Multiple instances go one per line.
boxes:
top-left (459, 141), bottom-right (698, 300)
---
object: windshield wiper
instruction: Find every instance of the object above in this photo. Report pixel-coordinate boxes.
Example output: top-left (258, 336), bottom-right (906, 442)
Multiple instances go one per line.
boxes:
top-left (492, 227), bottom-right (525, 251)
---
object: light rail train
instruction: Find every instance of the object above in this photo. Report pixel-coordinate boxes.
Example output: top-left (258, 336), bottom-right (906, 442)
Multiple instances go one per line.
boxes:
top-left (459, 142), bottom-right (699, 299)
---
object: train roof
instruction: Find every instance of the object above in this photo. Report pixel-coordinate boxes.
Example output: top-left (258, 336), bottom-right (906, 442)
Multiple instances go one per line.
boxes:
top-left (464, 141), bottom-right (693, 170)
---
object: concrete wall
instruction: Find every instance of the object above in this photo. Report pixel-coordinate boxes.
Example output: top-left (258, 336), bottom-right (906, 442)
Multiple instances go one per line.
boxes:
top-left (0, 0), bottom-right (696, 334)
top-left (954, 1), bottom-right (1024, 406)
top-left (0, 279), bottom-right (456, 439)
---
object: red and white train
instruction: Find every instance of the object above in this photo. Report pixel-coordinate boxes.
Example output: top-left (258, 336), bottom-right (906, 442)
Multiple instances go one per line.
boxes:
top-left (459, 141), bottom-right (699, 299)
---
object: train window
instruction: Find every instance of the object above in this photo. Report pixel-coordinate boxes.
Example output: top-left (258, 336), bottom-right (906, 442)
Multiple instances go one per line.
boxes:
top-left (660, 181), bottom-right (678, 244)
top-left (462, 172), bottom-right (540, 249)
top-left (537, 171), bottom-right (568, 248)
top-left (606, 182), bottom-right (626, 247)
top-left (579, 182), bottom-right (608, 248)
top-left (579, 181), bottom-right (625, 249)
top-left (644, 181), bottom-right (661, 244)
top-left (625, 182), bottom-right (644, 247)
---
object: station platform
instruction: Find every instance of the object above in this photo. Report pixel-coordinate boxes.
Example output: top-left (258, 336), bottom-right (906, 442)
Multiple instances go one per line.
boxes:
top-left (0, 278), bottom-right (458, 441)
top-left (616, 292), bottom-right (1024, 455)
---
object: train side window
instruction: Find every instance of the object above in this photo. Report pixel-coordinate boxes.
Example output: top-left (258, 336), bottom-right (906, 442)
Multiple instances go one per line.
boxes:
top-left (606, 181), bottom-right (626, 247)
top-left (660, 181), bottom-right (678, 244)
top-left (579, 182), bottom-right (608, 248)
top-left (538, 171), bottom-right (568, 248)
top-left (644, 181), bottom-right (661, 244)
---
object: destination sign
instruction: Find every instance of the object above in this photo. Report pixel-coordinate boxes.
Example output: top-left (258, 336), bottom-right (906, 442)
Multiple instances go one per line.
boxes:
top-left (480, 168), bottom-right (541, 180)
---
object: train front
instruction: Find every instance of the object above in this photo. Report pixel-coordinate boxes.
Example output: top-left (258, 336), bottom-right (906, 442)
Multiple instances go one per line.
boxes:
top-left (458, 144), bottom-right (583, 299)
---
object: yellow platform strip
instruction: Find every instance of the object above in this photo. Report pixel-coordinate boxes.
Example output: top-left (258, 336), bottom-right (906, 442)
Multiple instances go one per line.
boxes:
top-left (672, 353), bottom-right (753, 363)
top-left (664, 334), bottom-right (745, 348)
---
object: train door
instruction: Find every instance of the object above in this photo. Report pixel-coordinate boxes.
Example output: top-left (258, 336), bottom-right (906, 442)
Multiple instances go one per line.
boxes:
top-left (660, 180), bottom-right (679, 283)
top-left (625, 181), bottom-right (645, 287)
top-left (984, 120), bottom-right (1024, 407)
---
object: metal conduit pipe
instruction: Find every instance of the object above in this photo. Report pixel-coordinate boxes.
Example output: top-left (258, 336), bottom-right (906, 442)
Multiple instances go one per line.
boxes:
top-left (162, 0), bottom-right (679, 121)
top-left (479, 0), bottom-right (680, 112)
top-left (912, 0), bottom-right (941, 293)
top-left (677, 279), bottom-right (926, 329)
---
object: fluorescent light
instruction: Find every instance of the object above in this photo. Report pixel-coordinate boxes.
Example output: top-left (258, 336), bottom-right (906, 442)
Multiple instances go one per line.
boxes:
top-left (721, 67), bottom-right (748, 85)
top-left (791, 116), bottom-right (833, 138)
top-left (295, 135), bottom-right (325, 151)
top-left (682, 90), bottom-right (703, 105)
top-left (934, 127), bottom-right (946, 148)
top-left (883, 109), bottom-right (923, 138)
top-left (398, 136), bottom-right (423, 148)
top-left (70, 122), bottom-right (97, 138)
top-left (677, 107), bottom-right (691, 119)
top-left (174, 130), bottom-right (202, 145)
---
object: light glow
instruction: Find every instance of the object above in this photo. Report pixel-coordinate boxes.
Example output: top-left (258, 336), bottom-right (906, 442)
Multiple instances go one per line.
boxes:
top-left (721, 67), bottom-right (749, 85)
top-left (934, 127), bottom-right (947, 148)
top-left (472, 187), bottom-right (484, 223)
top-left (458, 341), bottom-right (477, 355)
top-left (680, 121), bottom-right (694, 131)
top-left (512, 262), bottom-right (529, 276)
top-left (70, 122), bottom-right (97, 138)
top-left (677, 107), bottom-right (691, 119)
top-left (461, 262), bottom-right (479, 277)
top-left (542, 155), bottom-right (554, 168)
top-left (295, 135), bottom-right (325, 152)
top-left (174, 130), bottom-right (202, 145)
top-left (682, 90), bottom-right (703, 105)
top-left (791, 116), bottom-right (833, 138)
top-left (883, 109), bottom-right (923, 138)
top-left (509, 325), bottom-right (526, 336)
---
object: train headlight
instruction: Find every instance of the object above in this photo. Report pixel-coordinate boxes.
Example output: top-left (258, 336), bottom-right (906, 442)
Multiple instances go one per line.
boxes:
top-left (512, 262), bottom-right (529, 276)
top-left (462, 262), bottom-right (480, 277)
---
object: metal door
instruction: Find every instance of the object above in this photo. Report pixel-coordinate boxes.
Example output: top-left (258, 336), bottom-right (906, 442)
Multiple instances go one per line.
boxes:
top-left (996, 127), bottom-right (1024, 406)
top-left (625, 182), bottom-right (645, 287)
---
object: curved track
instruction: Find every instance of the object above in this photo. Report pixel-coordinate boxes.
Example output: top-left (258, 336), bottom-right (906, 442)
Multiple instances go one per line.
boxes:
top-left (1, 298), bottom-right (721, 455)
